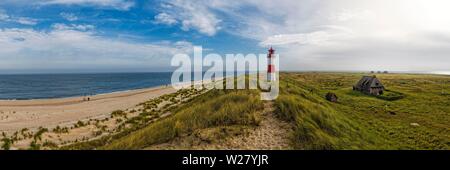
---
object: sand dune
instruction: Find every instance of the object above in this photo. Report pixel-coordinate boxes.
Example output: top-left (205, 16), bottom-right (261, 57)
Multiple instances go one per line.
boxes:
top-left (0, 86), bottom-right (177, 132)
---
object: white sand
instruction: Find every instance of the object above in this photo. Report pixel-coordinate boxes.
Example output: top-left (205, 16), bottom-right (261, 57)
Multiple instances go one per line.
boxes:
top-left (0, 86), bottom-right (177, 132)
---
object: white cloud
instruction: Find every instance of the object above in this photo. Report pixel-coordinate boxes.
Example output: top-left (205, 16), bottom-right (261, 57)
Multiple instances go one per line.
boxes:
top-left (260, 32), bottom-right (332, 46)
top-left (154, 13), bottom-right (177, 25)
top-left (328, 9), bottom-right (376, 22)
top-left (158, 0), bottom-right (221, 36)
top-left (40, 0), bottom-right (134, 10)
top-left (60, 12), bottom-right (78, 21)
top-left (52, 23), bottom-right (95, 31)
top-left (15, 17), bottom-right (38, 25)
top-left (0, 10), bottom-right (38, 25)
top-left (162, 0), bottom-right (450, 72)
top-left (0, 27), bottom-right (193, 71)
top-left (0, 12), bottom-right (9, 20)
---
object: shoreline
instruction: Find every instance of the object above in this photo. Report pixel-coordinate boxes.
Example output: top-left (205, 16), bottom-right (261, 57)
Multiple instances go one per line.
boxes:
top-left (0, 85), bottom-right (170, 106)
top-left (0, 83), bottom-right (171, 101)
top-left (0, 85), bottom-right (177, 132)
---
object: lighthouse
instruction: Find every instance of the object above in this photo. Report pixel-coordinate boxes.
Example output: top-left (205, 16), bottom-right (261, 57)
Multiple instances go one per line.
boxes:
top-left (267, 47), bottom-right (276, 81)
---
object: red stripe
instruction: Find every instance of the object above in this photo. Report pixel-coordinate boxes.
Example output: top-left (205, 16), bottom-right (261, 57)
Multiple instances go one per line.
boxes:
top-left (268, 65), bottom-right (275, 73)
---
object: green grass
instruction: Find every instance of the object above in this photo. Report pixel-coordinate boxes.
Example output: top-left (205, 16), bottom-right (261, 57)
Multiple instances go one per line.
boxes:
top-left (275, 76), bottom-right (381, 149)
top-left (375, 89), bottom-right (405, 101)
top-left (102, 89), bottom-right (263, 149)
top-left (61, 73), bottom-right (449, 150)
top-left (277, 72), bottom-right (450, 149)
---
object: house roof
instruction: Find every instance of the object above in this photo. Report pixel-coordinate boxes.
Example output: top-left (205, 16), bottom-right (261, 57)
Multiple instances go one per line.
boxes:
top-left (355, 76), bottom-right (384, 88)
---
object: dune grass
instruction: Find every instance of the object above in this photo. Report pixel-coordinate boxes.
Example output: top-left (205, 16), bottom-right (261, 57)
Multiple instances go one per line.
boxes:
top-left (101, 89), bottom-right (264, 149)
top-left (60, 76), bottom-right (265, 150)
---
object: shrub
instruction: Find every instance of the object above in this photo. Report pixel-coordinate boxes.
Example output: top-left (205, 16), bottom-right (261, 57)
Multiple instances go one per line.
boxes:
top-left (74, 121), bottom-right (86, 128)
top-left (53, 126), bottom-right (69, 133)
top-left (1, 137), bottom-right (12, 150)
top-left (42, 140), bottom-right (58, 149)
top-left (111, 110), bottom-right (126, 117)
top-left (93, 131), bottom-right (103, 137)
top-left (34, 127), bottom-right (49, 141)
top-left (29, 140), bottom-right (41, 150)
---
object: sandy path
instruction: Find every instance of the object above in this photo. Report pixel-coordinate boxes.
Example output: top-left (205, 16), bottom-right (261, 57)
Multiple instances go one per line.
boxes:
top-left (0, 86), bottom-right (177, 132)
top-left (147, 102), bottom-right (294, 150)
top-left (217, 102), bottom-right (294, 149)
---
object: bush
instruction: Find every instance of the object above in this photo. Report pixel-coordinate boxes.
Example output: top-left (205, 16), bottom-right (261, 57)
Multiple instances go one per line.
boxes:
top-left (1, 137), bottom-right (12, 150)
top-left (93, 131), bottom-right (103, 137)
top-left (34, 127), bottom-right (49, 141)
top-left (29, 140), bottom-right (41, 150)
top-left (53, 126), bottom-right (69, 133)
top-left (74, 121), bottom-right (87, 128)
top-left (42, 140), bottom-right (58, 149)
top-left (111, 110), bottom-right (126, 117)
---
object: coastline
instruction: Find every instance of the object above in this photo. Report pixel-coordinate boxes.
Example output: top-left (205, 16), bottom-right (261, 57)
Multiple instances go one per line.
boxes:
top-left (0, 85), bottom-right (177, 132)
top-left (0, 85), bottom-right (171, 106)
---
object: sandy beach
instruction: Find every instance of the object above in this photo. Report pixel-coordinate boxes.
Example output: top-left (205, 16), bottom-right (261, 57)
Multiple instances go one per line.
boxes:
top-left (0, 86), bottom-right (177, 132)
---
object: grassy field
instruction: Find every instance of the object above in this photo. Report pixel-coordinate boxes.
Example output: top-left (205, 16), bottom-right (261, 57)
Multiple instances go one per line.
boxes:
top-left (276, 72), bottom-right (449, 149)
top-left (63, 72), bottom-right (449, 150)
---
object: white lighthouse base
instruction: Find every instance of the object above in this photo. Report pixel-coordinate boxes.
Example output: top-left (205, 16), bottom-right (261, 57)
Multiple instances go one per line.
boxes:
top-left (267, 73), bottom-right (276, 82)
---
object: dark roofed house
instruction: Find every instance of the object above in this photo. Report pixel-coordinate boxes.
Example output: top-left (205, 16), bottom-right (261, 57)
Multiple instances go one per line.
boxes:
top-left (353, 76), bottom-right (385, 95)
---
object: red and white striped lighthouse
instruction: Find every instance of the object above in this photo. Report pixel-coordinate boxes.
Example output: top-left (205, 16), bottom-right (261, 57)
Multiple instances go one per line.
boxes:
top-left (267, 47), bottom-right (276, 81)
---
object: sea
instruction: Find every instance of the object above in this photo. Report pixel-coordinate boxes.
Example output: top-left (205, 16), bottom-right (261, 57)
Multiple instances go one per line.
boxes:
top-left (0, 72), bottom-right (173, 100)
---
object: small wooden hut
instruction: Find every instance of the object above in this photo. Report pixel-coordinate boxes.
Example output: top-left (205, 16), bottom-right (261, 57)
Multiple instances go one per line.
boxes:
top-left (353, 76), bottom-right (385, 95)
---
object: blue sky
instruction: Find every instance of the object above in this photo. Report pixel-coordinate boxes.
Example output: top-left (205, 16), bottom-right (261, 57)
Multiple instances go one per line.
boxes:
top-left (1, 0), bottom-right (450, 73)
top-left (0, 0), bottom-right (263, 73)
